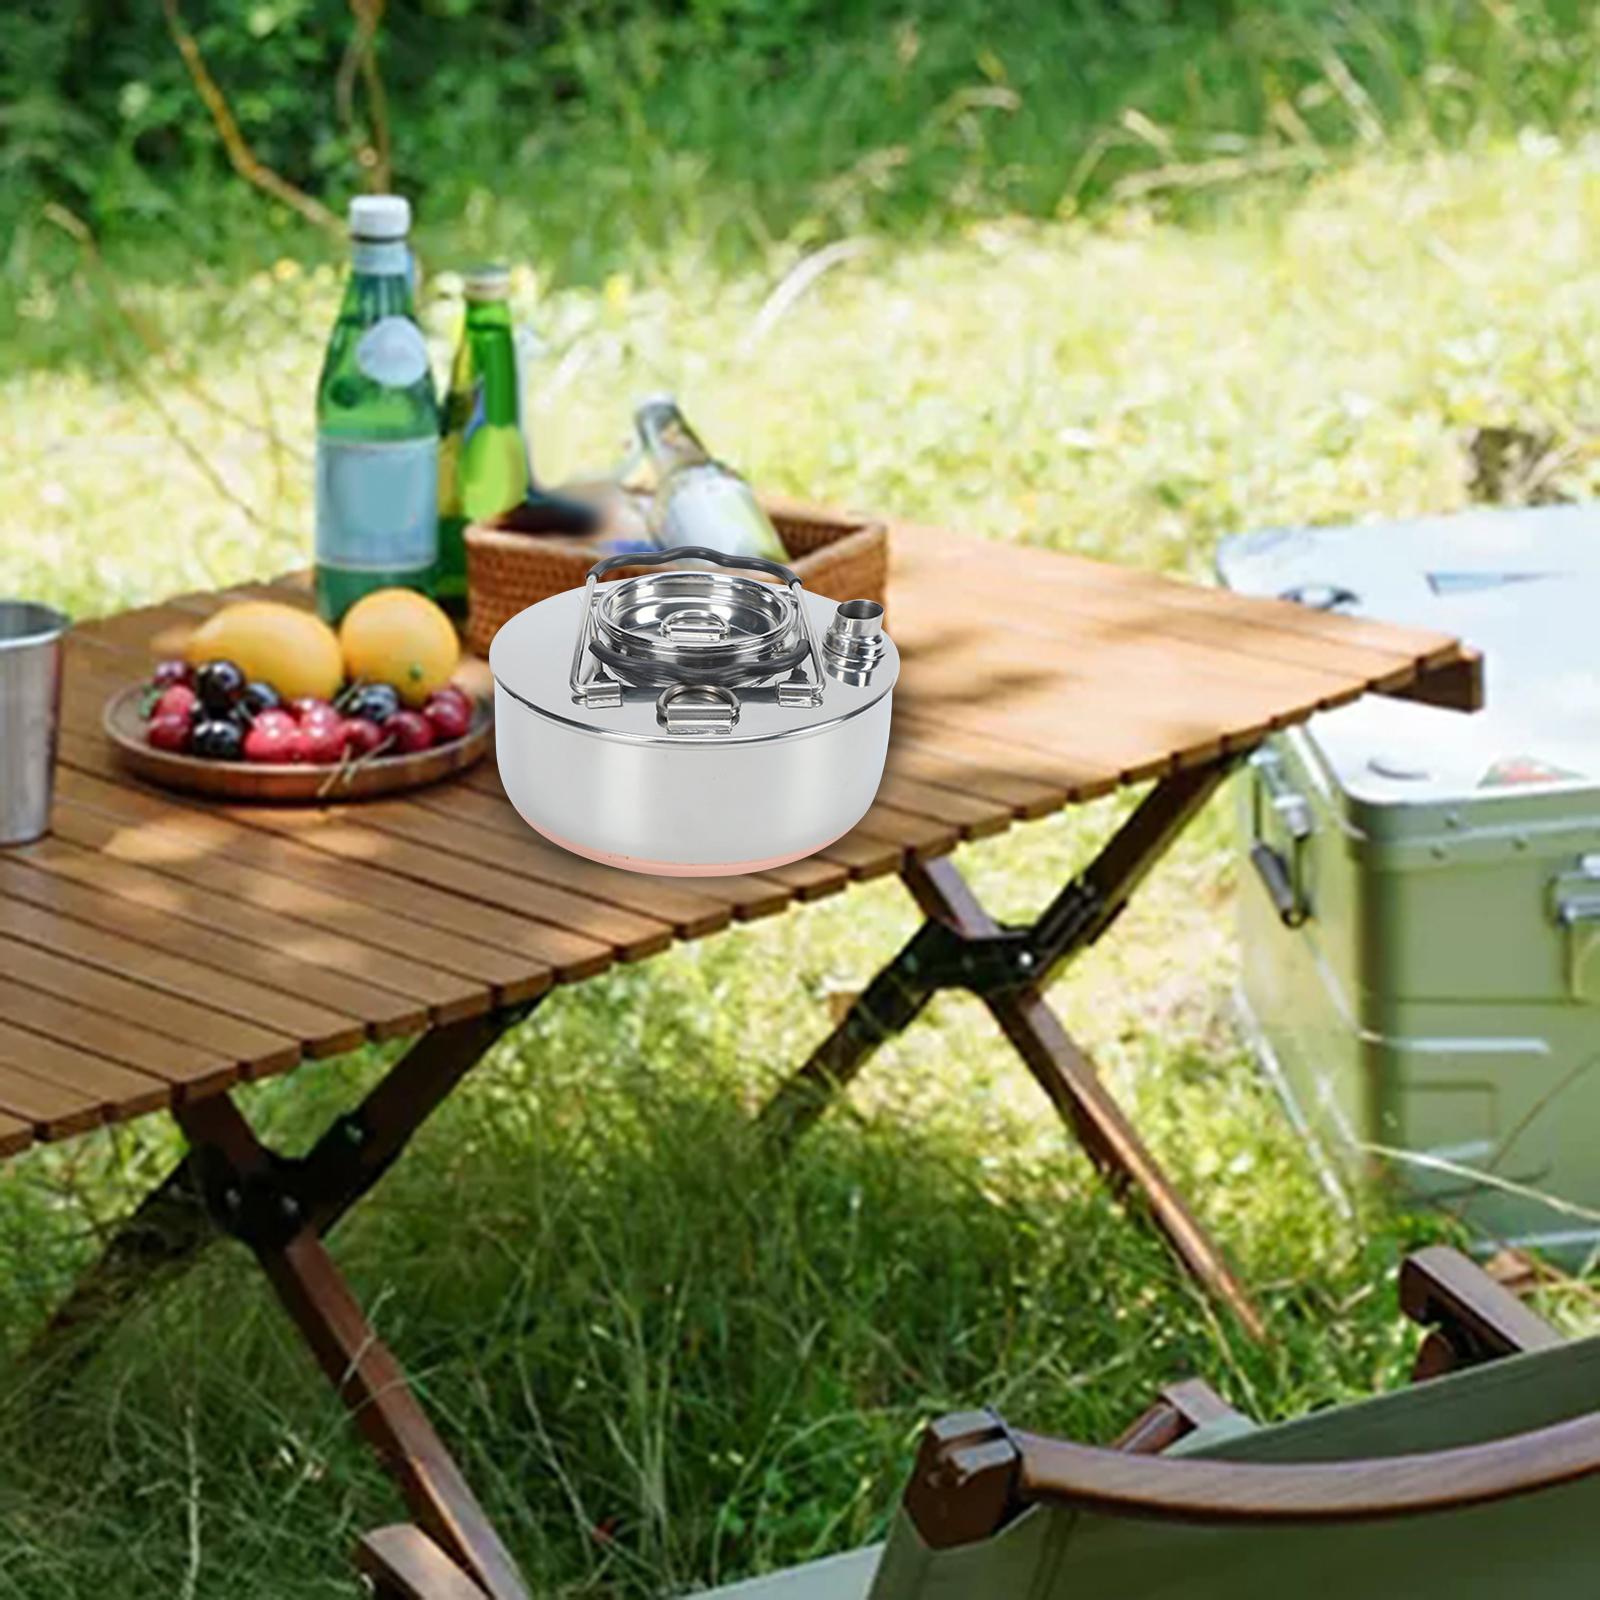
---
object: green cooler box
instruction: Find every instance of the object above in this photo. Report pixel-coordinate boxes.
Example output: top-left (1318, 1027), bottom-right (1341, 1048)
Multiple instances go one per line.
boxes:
top-left (1219, 506), bottom-right (1600, 1258)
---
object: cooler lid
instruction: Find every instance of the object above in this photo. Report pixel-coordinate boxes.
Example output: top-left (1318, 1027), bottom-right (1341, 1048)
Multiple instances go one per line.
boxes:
top-left (1218, 505), bottom-right (1600, 806)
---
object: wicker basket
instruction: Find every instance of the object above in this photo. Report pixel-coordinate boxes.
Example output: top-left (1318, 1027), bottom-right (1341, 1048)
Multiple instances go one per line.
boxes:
top-left (464, 493), bottom-right (889, 658)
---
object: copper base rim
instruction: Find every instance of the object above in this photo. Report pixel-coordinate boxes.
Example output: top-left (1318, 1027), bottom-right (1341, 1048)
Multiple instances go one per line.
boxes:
top-left (525, 821), bottom-right (844, 877)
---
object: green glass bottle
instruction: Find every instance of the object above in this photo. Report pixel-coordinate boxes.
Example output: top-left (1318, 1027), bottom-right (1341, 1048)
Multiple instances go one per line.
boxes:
top-left (314, 194), bottom-right (441, 623)
top-left (436, 266), bottom-right (532, 617)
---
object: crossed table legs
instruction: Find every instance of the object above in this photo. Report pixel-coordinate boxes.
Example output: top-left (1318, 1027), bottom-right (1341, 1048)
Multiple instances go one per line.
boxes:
top-left (39, 750), bottom-right (1261, 1595)
top-left (760, 751), bottom-right (1265, 1343)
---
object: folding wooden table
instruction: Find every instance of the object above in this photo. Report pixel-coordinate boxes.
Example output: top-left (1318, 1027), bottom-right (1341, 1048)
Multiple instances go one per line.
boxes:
top-left (0, 509), bottom-right (1479, 1597)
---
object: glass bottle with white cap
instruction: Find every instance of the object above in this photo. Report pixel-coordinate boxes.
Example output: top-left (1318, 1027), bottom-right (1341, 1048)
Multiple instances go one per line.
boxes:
top-left (314, 194), bottom-right (441, 622)
top-left (633, 395), bottom-right (789, 563)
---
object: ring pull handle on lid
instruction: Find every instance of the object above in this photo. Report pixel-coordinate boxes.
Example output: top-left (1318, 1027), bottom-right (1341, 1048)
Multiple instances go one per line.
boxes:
top-left (659, 607), bottom-right (733, 643)
top-left (656, 683), bottom-right (740, 735)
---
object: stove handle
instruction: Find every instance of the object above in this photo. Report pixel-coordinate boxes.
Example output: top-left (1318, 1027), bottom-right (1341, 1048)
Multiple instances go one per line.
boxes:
top-left (587, 545), bottom-right (802, 587)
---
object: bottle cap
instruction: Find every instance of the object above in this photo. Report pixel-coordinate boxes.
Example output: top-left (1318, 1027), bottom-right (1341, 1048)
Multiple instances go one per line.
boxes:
top-left (463, 264), bottom-right (511, 302)
top-left (632, 392), bottom-right (680, 420)
top-left (349, 194), bottom-right (411, 241)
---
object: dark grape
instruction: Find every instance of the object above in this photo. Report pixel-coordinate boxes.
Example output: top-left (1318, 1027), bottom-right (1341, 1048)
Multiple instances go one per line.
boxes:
top-left (239, 680), bottom-right (282, 719)
top-left (343, 682), bottom-right (402, 724)
top-left (191, 718), bottom-right (245, 760)
top-left (194, 659), bottom-right (246, 715)
top-left (152, 658), bottom-right (192, 689)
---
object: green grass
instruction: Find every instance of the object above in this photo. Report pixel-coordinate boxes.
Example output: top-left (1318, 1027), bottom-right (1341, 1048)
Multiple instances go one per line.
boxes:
top-left (9, 3), bottom-right (1600, 1593)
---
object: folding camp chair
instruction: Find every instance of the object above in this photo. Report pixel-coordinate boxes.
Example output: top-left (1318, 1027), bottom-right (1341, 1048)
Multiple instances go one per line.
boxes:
top-left (357, 1247), bottom-right (1591, 1600)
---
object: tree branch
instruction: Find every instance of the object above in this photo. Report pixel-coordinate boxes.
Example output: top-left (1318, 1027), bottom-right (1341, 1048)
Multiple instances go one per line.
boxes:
top-left (337, 0), bottom-right (393, 192)
top-left (160, 0), bottom-right (343, 235)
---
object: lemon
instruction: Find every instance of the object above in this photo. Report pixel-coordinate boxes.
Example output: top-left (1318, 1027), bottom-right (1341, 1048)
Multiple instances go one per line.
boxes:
top-left (185, 601), bottom-right (344, 702)
top-left (339, 588), bottom-right (461, 706)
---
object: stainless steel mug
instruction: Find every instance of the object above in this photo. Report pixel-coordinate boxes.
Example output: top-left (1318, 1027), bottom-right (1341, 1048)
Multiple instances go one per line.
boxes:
top-left (0, 601), bottom-right (69, 846)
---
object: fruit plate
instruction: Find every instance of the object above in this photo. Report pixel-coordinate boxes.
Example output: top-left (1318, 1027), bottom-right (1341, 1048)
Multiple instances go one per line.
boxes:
top-left (103, 686), bottom-right (492, 804)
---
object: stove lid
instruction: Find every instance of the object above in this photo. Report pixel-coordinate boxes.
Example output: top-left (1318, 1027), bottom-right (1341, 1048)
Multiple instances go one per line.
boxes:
top-left (490, 545), bottom-right (898, 746)
top-left (592, 569), bottom-right (808, 686)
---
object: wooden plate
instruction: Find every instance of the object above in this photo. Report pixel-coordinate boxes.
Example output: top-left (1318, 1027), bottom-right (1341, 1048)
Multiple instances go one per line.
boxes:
top-left (103, 686), bottom-right (492, 804)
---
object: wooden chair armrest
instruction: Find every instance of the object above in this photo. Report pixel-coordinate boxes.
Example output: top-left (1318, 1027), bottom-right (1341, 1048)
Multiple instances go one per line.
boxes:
top-left (1114, 1379), bottom-right (1246, 1455)
top-left (1400, 1246), bottom-right (1563, 1380)
top-left (357, 1526), bottom-right (488, 1600)
top-left (1008, 1407), bottom-right (1600, 1523)
top-left (910, 1384), bottom-right (1600, 1544)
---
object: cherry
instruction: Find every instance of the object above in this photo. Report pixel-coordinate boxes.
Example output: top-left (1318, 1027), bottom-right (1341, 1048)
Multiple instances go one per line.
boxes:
top-left (242, 709), bottom-right (303, 764)
top-left (341, 717), bottom-right (389, 758)
top-left (299, 716), bottom-right (347, 765)
top-left (153, 683), bottom-right (199, 723)
top-left (423, 691), bottom-right (473, 742)
top-left (429, 684), bottom-right (471, 714)
top-left (146, 712), bottom-right (193, 753)
top-left (290, 696), bottom-right (339, 725)
top-left (386, 709), bottom-right (435, 753)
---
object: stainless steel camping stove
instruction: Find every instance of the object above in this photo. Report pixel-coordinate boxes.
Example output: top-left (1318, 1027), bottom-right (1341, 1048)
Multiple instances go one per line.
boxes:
top-left (491, 546), bottom-right (899, 874)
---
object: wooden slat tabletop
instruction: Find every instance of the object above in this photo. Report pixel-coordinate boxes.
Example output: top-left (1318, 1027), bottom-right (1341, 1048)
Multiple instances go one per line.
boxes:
top-left (0, 515), bottom-right (1479, 1158)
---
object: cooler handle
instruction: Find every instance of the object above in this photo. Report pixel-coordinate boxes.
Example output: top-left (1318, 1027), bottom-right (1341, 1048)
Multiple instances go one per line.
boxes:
top-left (1248, 747), bottom-right (1312, 929)
top-left (1251, 841), bottom-right (1308, 929)
top-left (1553, 859), bottom-right (1600, 1003)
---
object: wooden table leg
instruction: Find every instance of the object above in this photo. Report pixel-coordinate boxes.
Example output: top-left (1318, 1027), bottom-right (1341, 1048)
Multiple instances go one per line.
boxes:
top-left (906, 856), bottom-right (1266, 1344)
top-left (35, 1008), bottom-right (524, 1366)
top-left (33, 1152), bottom-right (216, 1367)
top-left (756, 921), bottom-right (939, 1146)
top-left (760, 758), bottom-right (1267, 1341)
top-left (35, 1009), bottom-right (535, 1598)
top-left (178, 1076), bottom-right (529, 1600)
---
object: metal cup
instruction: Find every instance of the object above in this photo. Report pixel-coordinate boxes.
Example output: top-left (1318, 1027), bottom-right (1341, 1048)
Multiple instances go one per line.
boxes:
top-left (0, 601), bottom-right (69, 846)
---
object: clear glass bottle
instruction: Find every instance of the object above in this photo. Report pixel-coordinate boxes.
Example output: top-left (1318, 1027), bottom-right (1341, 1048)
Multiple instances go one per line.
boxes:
top-left (634, 395), bottom-right (789, 563)
top-left (436, 265), bottom-right (532, 617)
top-left (314, 194), bottom-right (441, 622)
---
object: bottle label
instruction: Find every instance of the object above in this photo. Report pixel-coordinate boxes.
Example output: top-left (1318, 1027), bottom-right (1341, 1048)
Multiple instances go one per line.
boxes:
top-left (659, 469), bottom-right (788, 562)
top-left (316, 435), bottom-right (439, 573)
top-left (356, 316), bottom-right (431, 388)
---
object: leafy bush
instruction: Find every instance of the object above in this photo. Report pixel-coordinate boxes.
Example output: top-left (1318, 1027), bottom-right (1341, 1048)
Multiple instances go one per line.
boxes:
top-left (11, 1), bottom-right (1600, 250)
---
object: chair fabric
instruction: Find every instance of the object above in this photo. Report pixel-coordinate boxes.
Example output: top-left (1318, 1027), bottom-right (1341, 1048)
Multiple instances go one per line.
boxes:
top-left (1162, 1412), bottom-right (1259, 1456)
top-left (693, 1544), bottom-right (883, 1599)
top-left (864, 1333), bottom-right (1600, 1600)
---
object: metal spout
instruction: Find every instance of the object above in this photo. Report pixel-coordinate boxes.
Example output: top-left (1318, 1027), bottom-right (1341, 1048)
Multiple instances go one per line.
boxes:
top-left (829, 599), bottom-right (884, 641)
top-left (823, 599), bottom-right (887, 686)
